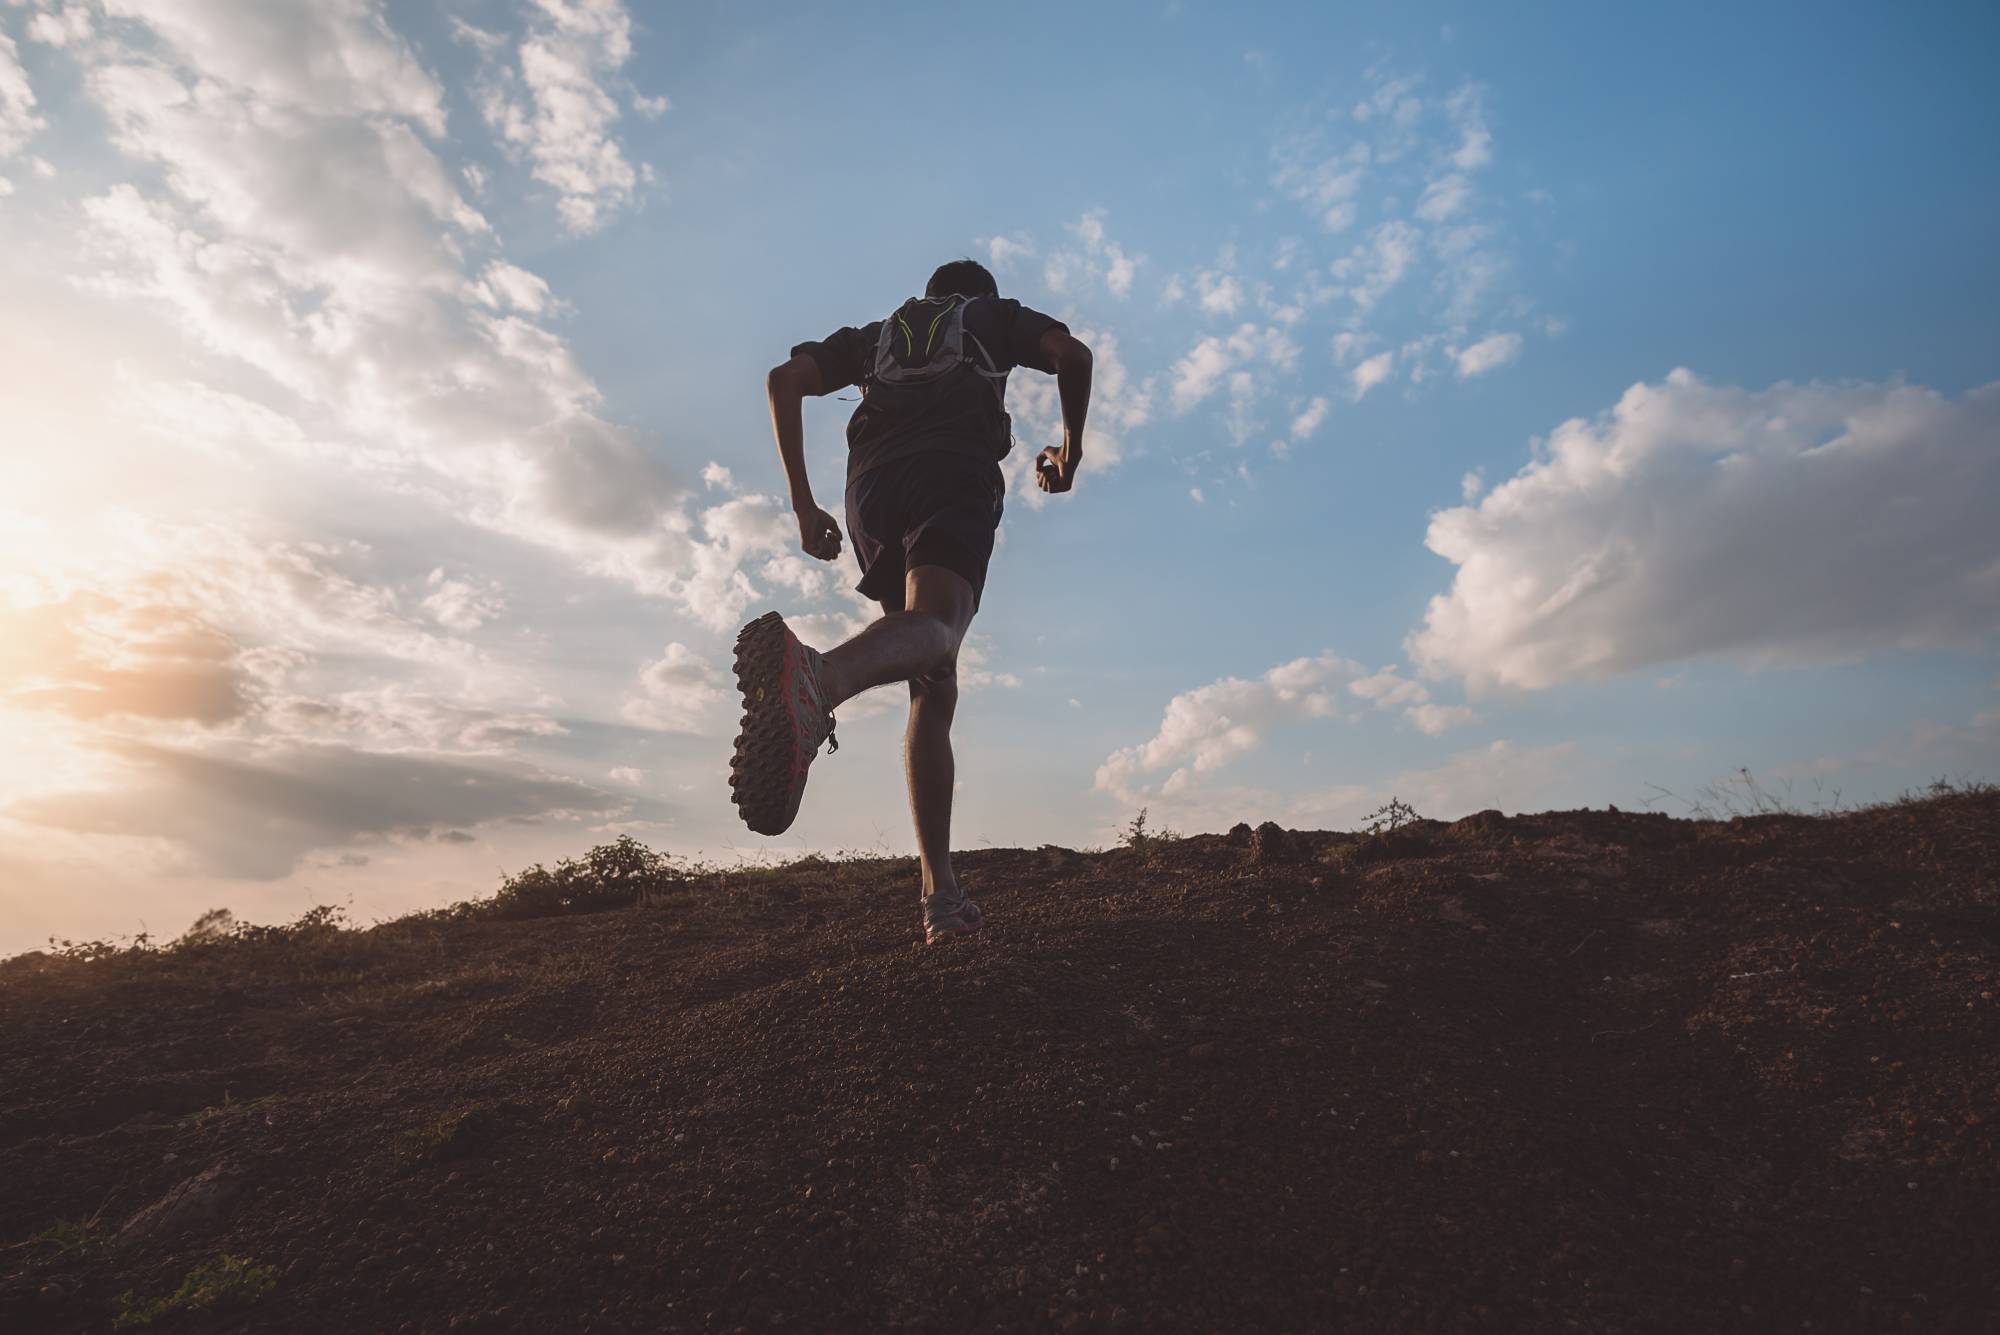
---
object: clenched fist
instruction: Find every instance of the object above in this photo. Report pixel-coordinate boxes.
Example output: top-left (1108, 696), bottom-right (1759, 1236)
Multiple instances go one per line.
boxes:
top-left (796, 504), bottom-right (843, 561)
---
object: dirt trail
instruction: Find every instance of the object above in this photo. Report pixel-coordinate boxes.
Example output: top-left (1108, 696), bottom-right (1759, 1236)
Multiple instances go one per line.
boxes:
top-left (3, 791), bottom-right (1996, 1333)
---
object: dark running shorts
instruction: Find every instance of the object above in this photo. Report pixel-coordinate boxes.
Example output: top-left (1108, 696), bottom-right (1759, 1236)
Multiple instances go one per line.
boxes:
top-left (844, 450), bottom-right (1006, 608)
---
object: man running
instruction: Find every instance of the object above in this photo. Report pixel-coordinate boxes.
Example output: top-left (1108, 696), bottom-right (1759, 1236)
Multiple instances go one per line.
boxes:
top-left (730, 258), bottom-right (1093, 944)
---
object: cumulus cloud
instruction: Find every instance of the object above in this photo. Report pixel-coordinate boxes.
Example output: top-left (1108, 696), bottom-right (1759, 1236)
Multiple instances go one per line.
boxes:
top-left (473, 0), bottom-right (651, 233)
top-left (622, 642), bottom-right (728, 733)
top-left (1096, 651), bottom-right (1488, 825)
top-left (1096, 652), bottom-right (1365, 805)
top-left (1197, 270), bottom-right (1243, 317)
top-left (982, 231), bottom-right (1035, 268)
top-left (1350, 349), bottom-right (1395, 399)
top-left (1095, 651), bottom-right (1480, 807)
top-left (1290, 395), bottom-right (1330, 440)
top-left (1409, 371), bottom-right (2000, 691)
top-left (50, 3), bottom-right (801, 632)
top-left (26, 7), bottom-right (93, 50)
top-left (1454, 331), bottom-right (1522, 378)
top-left (1169, 324), bottom-right (1298, 413)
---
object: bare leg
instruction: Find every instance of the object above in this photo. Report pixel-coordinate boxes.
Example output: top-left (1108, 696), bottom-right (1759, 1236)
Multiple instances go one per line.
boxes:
top-left (816, 566), bottom-right (978, 898)
top-left (906, 664), bottom-right (959, 898)
top-left (817, 611), bottom-right (955, 709)
top-left (817, 566), bottom-right (977, 710)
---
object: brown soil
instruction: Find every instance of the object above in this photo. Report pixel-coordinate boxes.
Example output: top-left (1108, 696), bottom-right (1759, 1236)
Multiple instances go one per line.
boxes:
top-left (3, 790), bottom-right (1997, 1333)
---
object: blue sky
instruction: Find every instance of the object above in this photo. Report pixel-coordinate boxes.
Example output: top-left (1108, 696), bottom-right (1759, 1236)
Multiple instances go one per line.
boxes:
top-left (0, 0), bottom-right (1995, 953)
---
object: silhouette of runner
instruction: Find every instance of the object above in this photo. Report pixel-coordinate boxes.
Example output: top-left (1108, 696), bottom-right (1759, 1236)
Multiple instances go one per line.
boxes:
top-left (730, 258), bottom-right (1094, 943)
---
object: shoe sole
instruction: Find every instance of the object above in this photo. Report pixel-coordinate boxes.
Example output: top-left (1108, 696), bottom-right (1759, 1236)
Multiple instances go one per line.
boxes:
top-left (729, 612), bottom-right (812, 836)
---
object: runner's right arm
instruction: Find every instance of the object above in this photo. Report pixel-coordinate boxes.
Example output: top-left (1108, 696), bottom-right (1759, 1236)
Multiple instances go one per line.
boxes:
top-left (766, 353), bottom-right (843, 561)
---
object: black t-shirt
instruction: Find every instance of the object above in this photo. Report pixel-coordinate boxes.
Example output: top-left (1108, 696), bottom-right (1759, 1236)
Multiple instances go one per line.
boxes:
top-left (792, 297), bottom-right (1068, 482)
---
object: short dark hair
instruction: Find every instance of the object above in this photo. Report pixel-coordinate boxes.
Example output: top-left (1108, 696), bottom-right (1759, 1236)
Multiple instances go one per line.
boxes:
top-left (925, 258), bottom-right (998, 299)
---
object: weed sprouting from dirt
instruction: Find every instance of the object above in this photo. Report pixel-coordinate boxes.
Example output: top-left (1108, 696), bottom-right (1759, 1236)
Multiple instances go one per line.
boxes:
top-left (394, 1103), bottom-right (507, 1165)
top-left (1644, 767), bottom-right (1860, 820)
top-left (1363, 797), bottom-right (1422, 836)
top-left (31, 1214), bottom-right (108, 1259)
top-left (1121, 808), bottom-right (1183, 860)
top-left (113, 1254), bottom-right (275, 1328)
top-left (178, 1092), bottom-right (275, 1130)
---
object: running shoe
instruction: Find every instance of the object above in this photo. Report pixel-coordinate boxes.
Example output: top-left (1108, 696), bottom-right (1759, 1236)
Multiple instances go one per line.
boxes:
top-left (922, 892), bottom-right (985, 944)
top-left (729, 611), bottom-right (836, 836)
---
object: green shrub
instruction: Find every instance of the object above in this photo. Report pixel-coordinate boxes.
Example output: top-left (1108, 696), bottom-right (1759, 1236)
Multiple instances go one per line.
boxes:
top-left (485, 834), bottom-right (684, 919)
top-left (114, 1255), bottom-right (275, 1328)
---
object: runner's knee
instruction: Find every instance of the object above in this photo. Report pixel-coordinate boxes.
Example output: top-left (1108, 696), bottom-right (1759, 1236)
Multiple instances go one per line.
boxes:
top-left (910, 659), bottom-right (958, 706)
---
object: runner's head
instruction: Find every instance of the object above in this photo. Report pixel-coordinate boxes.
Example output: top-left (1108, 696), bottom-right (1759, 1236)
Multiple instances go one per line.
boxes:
top-left (925, 258), bottom-right (998, 300)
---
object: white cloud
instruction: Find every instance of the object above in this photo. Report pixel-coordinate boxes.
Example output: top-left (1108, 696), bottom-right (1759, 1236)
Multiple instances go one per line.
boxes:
top-left (1416, 172), bottom-right (1470, 222)
top-left (1290, 395), bottom-right (1330, 440)
top-left (1096, 649), bottom-right (1481, 816)
top-left (983, 231), bottom-right (1035, 268)
top-left (1270, 136), bottom-right (1367, 232)
top-left (622, 641), bottom-right (728, 733)
top-left (701, 461), bottom-right (736, 492)
top-left (1096, 651), bottom-right (1365, 806)
top-left (54, 6), bottom-right (801, 633)
top-left (1405, 701), bottom-right (1480, 734)
top-left (1453, 331), bottom-right (1522, 378)
top-left (470, 261), bottom-right (555, 314)
top-left (1352, 75), bottom-right (1423, 127)
top-left (1103, 246), bottom-right (1139, 297)
top-left (27, 7), bottom-right (93, 49)
top-left (1189, 486), bottom-right (1205, 504)
top-left (1409, 371), bottom-right (2000, 691)
top-left (1197, 271), bottom-right (1243, 316)
top-left (1351, 349), bottom-right (1395, 399)
top-left (421, 569), bottom-right (506, 631)
top-left (957, 637), bottom-right (1023, 691)
top-left (1332, 220), bottom-right (1420, 312)
top-left (1445, 84), bottom-right (1493, 170)
top-left (1330, 331), bottom-right (1372, 366)
top-left (1169, 323), bottom-right (1298, 413)
top-left (1348, 665), bottom-right (1478, 734)
top-left (1040, 209), bottom-right (1144, 299)
top-left (0, 31), bottom-right (46, 158)
top-left (474, 0), bottom-right (651, 233)
top-left (608, 765), bottom-right (645, 785)
top-left (103, 0), bottom-right (447, 131)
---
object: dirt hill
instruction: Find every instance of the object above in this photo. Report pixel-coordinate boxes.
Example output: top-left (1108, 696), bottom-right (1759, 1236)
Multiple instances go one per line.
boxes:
top-left (3, 789), bottom-right (1997, 1333)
